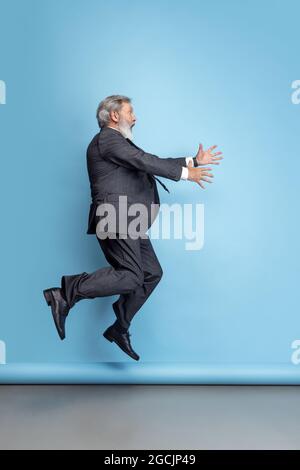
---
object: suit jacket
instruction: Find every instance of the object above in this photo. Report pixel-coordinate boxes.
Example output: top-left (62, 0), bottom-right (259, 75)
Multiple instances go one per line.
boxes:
top-left (86, 126), bottom-right (189, 235)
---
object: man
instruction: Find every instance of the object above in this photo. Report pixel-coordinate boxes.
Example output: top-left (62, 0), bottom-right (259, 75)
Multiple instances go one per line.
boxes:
top-left (43, 95), bottom-right (223, 361)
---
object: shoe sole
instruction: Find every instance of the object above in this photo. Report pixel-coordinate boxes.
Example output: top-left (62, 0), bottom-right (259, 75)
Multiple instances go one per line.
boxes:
top-left (43, 289), bottom-right (66, 341)
top-left (103, 330), bottom-right (114, 343)
top-left (43, 289), bottom-right (52, 306)
top-left (103, 330), bottom-right (139, 361)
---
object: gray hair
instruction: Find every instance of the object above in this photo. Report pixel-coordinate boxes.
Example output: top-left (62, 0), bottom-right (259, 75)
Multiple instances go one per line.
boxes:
top-left (96, 95), bottom-right (131, 128)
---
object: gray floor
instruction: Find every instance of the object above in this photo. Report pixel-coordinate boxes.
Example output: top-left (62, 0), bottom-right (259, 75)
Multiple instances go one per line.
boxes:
top-left (0, 385), bottom-right (299, 450)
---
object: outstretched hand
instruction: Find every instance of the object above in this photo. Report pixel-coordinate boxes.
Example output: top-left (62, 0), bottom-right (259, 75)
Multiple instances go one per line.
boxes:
top-left (187, 160), bottom-right (214, 189)
top-left (196, 143), bottom-right (223, 166)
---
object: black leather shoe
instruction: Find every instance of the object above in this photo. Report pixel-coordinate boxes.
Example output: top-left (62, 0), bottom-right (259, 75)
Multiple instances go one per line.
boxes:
top-left (103, 325), bottom-right (140, 361)
top-left (43, 288), bottom-right (70, 340)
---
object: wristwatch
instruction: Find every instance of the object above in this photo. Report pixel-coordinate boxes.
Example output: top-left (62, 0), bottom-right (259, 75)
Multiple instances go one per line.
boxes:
top-left (193, 156), bottom-right (199, 167)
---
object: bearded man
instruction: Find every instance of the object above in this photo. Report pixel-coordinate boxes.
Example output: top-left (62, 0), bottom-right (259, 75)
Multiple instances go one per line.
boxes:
top-left (43, 95), bottom-right (222, 361)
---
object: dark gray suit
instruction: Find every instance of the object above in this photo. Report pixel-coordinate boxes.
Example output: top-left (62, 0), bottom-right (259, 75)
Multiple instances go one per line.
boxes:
top-left (61, 126), bottom-right (191, 330)
top-left (86, 126), bottom-right (187, 235)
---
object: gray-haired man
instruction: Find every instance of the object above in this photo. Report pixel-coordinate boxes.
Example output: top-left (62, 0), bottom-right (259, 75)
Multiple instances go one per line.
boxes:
top-left (43, 95), bottom-right (223, 361)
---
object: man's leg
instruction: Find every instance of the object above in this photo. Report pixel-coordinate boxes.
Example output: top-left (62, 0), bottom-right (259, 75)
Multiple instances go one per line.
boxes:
top-left (111, 234), bottom-right (163, 330)
top-left (60, 234), bottom-right (145, 317)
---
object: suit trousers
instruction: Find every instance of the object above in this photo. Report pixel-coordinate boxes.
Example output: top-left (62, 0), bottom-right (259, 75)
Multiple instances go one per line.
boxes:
top-left (60, 233), bottom-right (163, 330)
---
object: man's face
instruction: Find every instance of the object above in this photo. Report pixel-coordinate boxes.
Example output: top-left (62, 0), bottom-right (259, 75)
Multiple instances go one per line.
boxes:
top-left (114, 102), bottom-right (136, 140)
top-left (119, 102), bottom-right (136, 128)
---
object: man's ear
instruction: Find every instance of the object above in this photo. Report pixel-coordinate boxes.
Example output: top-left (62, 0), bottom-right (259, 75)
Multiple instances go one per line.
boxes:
top-left (110, 110), bottom-right (119, 124)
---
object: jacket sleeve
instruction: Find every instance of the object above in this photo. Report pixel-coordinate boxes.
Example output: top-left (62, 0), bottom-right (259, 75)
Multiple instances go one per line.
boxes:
top-left (173, 156), bottom-right (199, 166)
top-left (98, 133), bottom-right (183, 181)
top-left (172, 157), bottom-right (188, 166)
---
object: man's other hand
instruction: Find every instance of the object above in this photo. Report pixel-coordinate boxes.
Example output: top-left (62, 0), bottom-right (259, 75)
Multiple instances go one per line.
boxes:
top-left (196, 143), bottom-right (223, 166)
top-left (187, 161), bottom-right (214, 189)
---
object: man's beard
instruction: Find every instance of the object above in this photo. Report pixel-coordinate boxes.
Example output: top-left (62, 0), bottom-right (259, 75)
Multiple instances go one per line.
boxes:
top-left (118, 118), bottom-right (133, 140)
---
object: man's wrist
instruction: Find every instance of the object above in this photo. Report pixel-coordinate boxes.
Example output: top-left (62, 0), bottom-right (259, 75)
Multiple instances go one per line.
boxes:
top-left (181, 166), bottom-right (189, 180)
top-left (185, 156), bottom-right (194, 167)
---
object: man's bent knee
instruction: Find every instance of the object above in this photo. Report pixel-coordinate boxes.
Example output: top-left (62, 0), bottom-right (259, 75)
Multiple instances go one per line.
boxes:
top-left (147, 267), bottom-right (163, 285)
top-left (124, 270), bottom-right (144, 291)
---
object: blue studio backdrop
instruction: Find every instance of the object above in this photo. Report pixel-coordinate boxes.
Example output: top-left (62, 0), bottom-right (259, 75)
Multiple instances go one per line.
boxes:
top-left (0, 0), bottom-right (300, 383)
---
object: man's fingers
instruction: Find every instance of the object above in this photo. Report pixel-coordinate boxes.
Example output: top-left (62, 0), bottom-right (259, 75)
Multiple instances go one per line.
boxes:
top-left (201, 177), bottom-right (213, 183)
top-left (200, 173), bottom-right (213, 180)
top-left (211, 152), bottom-right (222, 157)
top-left (197, 181), bottom-right (206, 189)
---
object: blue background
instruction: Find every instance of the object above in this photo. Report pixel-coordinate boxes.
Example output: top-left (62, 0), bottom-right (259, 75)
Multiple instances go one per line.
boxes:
top-left (0, 0), bottom-right (299, 377)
